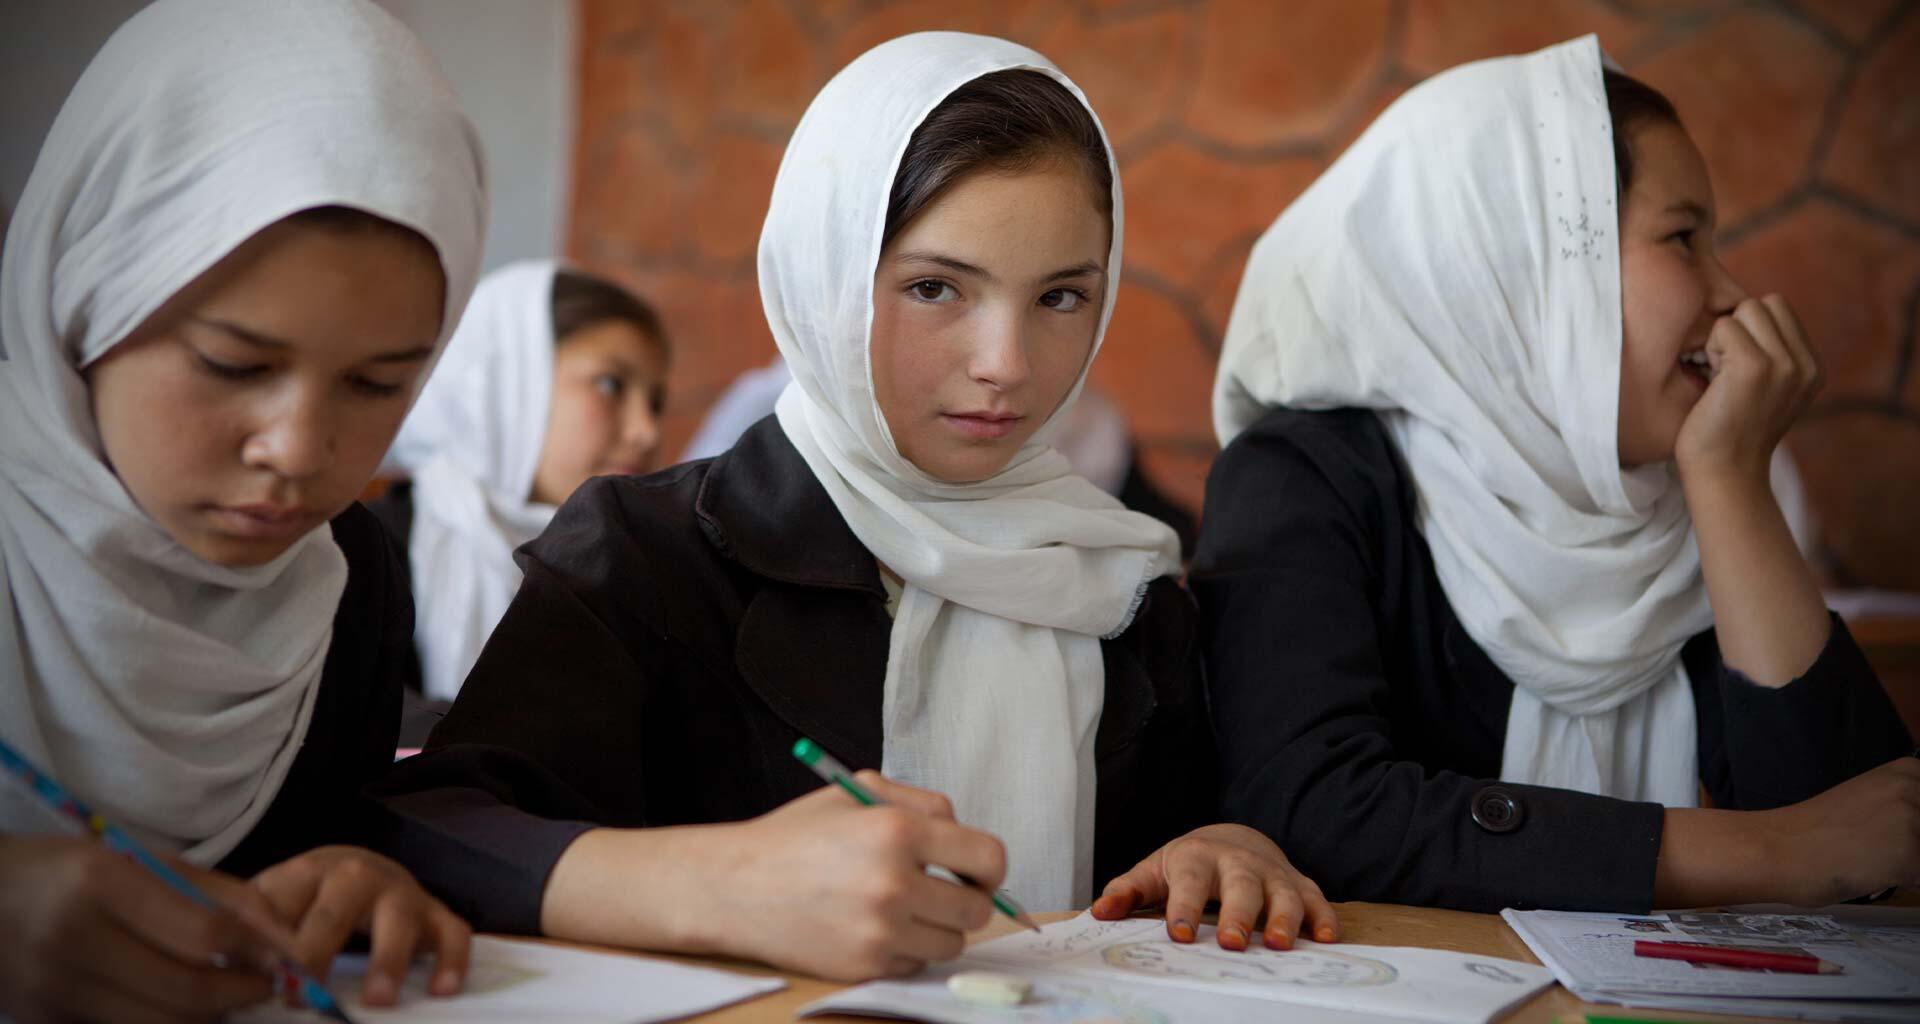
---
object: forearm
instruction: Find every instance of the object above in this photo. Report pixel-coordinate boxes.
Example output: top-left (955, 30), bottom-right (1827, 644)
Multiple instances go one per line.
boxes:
top-left (1652, 806), bottom-right (1786, 908)
top-left (538, 824), bottom-right (736, 954)
top-left (1683, 468), bottom-right (1828, 687)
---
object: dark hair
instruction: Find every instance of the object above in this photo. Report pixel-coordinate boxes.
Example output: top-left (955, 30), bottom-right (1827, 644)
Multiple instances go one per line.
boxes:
top-left (549, 267), bottom-right (669, 406)
top-left (882, 69), bottom-right (1112, 248)
top-left (1603, 70), bottom-right (1681, 198)
top-left (288, 204), bottom-right (432, 246)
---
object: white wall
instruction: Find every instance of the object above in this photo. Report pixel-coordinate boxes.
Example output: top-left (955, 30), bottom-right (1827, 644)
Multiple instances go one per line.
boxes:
top-left (0, 0), bottom-right (576, 273)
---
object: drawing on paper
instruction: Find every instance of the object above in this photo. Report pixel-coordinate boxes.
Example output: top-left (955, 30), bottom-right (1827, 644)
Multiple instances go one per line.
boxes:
top-left (1464, 962), bottom-right (1527, 984)
top-left (1014, 979), bottom-right (1172, 1024)
top-left (1099, 942), bottom-right (1397, 987)
top-left (1668, 913), bottom-right (1850, 946)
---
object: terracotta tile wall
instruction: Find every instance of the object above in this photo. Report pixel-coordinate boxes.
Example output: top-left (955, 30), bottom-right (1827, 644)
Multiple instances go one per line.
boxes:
top-left (569, 0), bottom-right (1919, 590)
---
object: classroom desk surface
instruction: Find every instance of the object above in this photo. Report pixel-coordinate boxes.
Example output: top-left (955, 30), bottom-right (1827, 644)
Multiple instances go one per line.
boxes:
top-left (526, 901), bottom-right (1817, 1024)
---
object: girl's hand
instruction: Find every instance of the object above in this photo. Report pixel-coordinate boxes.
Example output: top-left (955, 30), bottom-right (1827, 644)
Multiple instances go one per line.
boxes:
top-left (1675, 294), bottom-right (1822, 487)
top-left (250, 845), bottom-right (470, 1007)
top-left (694, 772), bottom-right (1005, 981)
top-left (1090, 823), bottom-right (1338, 952)
top-left (0, 835), bottom-right (289, 1024)
top-left (1762, 756), bottom-right (1920, 906)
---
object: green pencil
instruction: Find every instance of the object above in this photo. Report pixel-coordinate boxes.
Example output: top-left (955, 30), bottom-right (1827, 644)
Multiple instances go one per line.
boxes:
top-left (791, 737), bottom-right (1042, 933)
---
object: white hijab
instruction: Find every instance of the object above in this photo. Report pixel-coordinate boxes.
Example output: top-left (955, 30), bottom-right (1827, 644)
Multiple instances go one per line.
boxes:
top-left (762, 32), bottom-right (1182, 910)
top-left (1213, 36), bottom-right (1706, 807)
top-left (0, 0), bottom-right (486, 864)
top-left (385, 260), bottom-right (558, 700)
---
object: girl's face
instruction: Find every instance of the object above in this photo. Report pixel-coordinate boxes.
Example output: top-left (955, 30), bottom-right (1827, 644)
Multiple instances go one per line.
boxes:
top-left (1616, 120), bottom-right (1748, 467)
top-left (529, 319), bottom-right (666, 506)
top-left (86, 217), bottom-right (445, 568)
top-left (870, 158), bottom-right (1110, 484)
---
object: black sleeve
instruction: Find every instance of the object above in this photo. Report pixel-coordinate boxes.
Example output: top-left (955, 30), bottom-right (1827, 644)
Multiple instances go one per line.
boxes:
top-left (219, 504), bottom-right (411, 877)
top-left (1691, 615), bottom-right (1913, 810)
top-left (367, 479), bottom-right (673, 935)
top-left (361, 481), bottom-right (424, 695)
top-left (1191, 420), bottom-right (1664, 914)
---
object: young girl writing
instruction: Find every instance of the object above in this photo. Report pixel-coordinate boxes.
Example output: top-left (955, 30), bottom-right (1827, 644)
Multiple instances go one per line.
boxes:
top-left (0, 1), bottom-right (487, 1017)
top-left (377, 32), bottom-right (1334, 981)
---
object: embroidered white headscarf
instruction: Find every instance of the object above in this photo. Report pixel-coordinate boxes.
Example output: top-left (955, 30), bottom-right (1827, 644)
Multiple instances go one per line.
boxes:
top-left (763, 32), bottom-right (1182, 909)
top-left (1214, 36), bottom-right (1706, 807)
top-left (385, 260), bottom-right (558, 700)
top-left (0, 0), bottom-right (487, 863)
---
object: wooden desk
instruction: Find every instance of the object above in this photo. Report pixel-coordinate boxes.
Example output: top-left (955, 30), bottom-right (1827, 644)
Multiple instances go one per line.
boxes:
top-left (531, 902), bottom-right (1805, 1023)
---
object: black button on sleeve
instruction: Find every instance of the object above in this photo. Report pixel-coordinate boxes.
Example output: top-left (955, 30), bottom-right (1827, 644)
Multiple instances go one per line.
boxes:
top-left (1470, 786), bottom-right (1525, 834)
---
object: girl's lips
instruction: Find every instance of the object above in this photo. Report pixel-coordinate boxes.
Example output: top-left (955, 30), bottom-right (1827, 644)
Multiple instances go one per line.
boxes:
top-left (205, 503), bottom-right (318, 541)
top-left (941, 412), bottom-right (1022, 440)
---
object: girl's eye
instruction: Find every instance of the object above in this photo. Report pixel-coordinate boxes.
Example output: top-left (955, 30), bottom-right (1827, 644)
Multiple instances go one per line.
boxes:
top-left (593, 374), bottom-right (625, 398)
top-left (347, 374), bottom-right (408, 399)
top-left (1040, 288), bottom-right (1088, 312)
top-left (1666, 228), bottom-right (1696, 249)
top-left (909, 280), bottom-right (956, 302)
top-left (194, 353), bottom-right (267, 381)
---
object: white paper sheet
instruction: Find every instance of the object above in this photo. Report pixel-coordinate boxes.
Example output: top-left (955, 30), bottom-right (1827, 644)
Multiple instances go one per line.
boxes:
top-left (802, 913), bottom-right (1551, 1024)
top-left (1502, 908), bottom-right (1920, 1023)
top-left (235, 935), bottom-right (784, 1023)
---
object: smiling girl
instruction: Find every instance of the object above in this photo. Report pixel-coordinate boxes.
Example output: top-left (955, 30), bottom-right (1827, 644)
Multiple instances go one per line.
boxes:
top-left (0, 1), bottom-right (486, 1019)
top-left (1197, 37), bottom-right (1914, 914)
top-left (376, 32), bottom-right (1333, 982)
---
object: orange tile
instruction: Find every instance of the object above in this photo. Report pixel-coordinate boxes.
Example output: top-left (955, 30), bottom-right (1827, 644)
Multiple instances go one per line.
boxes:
top-left (1820, 6), bottom-right (1920, 225)
top-left (711, 0), bottom-right (822, 132)
top-left (1184, 0), bottom-right (1392, 149)
top-left (1721, 197), bottom-right (1920, 401)
top-left (1031, 5), bottom-right (1192, 151)
top-left (1135, 443), bottom-right (1215, 526)
top-left (1090, 281), bottom-right (1222, 444)
top-left (1629, 9), bottom-right (1846, 228)
top-left (1402, 0), bottom-right (1652, 78)
top-left (828, 0), bottom-right (1005, 71)
top-left (1121, 143), bottom-right (1321, 293)
top-left (1783, 0), bottom-right (1904, 45)
top-left (1785, 412), bottom-right (1920, 590)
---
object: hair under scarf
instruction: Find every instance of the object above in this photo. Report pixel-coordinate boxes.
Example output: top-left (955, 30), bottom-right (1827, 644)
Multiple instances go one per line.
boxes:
top-left (1213, 36), bottom-right (1708, 807)
top-left (385, 260), bottom-right (559, 700)
top-left (0, 0), bottom-right (487, 864)
top-left (762, 32), bottom-right (1181, 910)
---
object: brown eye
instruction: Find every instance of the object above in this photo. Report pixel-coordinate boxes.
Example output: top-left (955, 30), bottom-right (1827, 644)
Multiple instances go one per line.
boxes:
top-left (909, 280), bottom-right (955, 302)
top-left (1040, 288), bottom-right (1088, 312)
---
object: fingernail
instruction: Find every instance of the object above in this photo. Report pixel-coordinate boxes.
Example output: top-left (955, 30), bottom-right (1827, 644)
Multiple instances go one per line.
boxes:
top-left (431, 968), bottom-right (460, 995)
top-left (1170, 920), bottom-right (1195, 943)
top-left (208, 952), bottom-right (232, 970)
top-left (1265, 930), bottom-right (1293, 950)
top-left (1219, 925), bottom-right (1248, 950)
top-left (365, 972), bottom-right (397, 1006)
top-left (1315, 926), bottom-right (1337, 943)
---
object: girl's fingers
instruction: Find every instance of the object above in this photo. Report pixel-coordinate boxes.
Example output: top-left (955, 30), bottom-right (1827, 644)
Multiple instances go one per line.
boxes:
top-left (361, 893), bottom-right (425, 1006)
top-left (289, 863), bottom-right (381, 980)
top-left (1161, 850), bottom-right (1217, 944)
top-left (891, 917), bottom-right (970, 965)
top-left (61, 908), bottom-right (273, 1020)
top-left (906, 870), bottom-right (994, 933)
top-left (1300, 877), bottom-right (1340, 944)
top-left (424, 906), bottom-right (472, 997)
top-left (1260, 878), bottom-right (1306, 950)
top-left (1213, 866), bottom-right (1266, 951)
top-left (93, 857), bottom-right (277, 974)
top-left (858, 772), bottom-right (957, 821)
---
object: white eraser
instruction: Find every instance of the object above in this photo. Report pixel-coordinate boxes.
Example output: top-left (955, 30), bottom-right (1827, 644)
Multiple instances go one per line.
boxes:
top-left (947, 970), bottom-right (1032, 1007)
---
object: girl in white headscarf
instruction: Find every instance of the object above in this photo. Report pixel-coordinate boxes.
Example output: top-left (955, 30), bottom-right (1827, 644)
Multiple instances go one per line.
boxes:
top-left (1197, 35), bottom-right (1914, 916)
top-left (377, 261), bottom-right (669, 702)
top-left (375, 31), bottom-right (1335, 982)
top-left (0, 0), bottom-right (488, 1017)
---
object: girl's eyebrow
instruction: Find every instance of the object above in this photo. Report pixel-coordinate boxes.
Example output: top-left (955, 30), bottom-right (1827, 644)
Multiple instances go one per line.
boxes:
top-left (1665, 200), bottom-right (1710, 223)
top-left (190, 316), bottom-right (433, 363)
top-left (893, 251), bottom-right (1105, 286)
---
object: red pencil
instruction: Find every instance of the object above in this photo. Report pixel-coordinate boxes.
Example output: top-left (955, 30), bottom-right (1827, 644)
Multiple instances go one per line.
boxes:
top-left (1633, 940), bottom-right (1843, 975)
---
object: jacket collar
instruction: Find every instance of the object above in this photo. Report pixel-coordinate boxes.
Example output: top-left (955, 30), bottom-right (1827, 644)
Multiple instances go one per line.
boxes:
top-left (694, 415), bottom-right (885, 598)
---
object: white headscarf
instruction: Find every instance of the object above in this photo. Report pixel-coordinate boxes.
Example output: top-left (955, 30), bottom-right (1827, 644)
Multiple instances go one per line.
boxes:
top-left (763, 32), bottom-right (1182, 910)
top-left (0, 0), bottom-right (487, 864)
top-left (1213, 36), bottom-right (1706, 807)
top-left (385, 260), bottom-right (557, 700)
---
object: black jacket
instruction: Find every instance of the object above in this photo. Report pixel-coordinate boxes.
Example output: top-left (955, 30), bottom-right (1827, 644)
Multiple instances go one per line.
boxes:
top-left (372, 416), bottom-right (1217, 933)
top-left (1191, 407), bottom-right (1911, 914)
